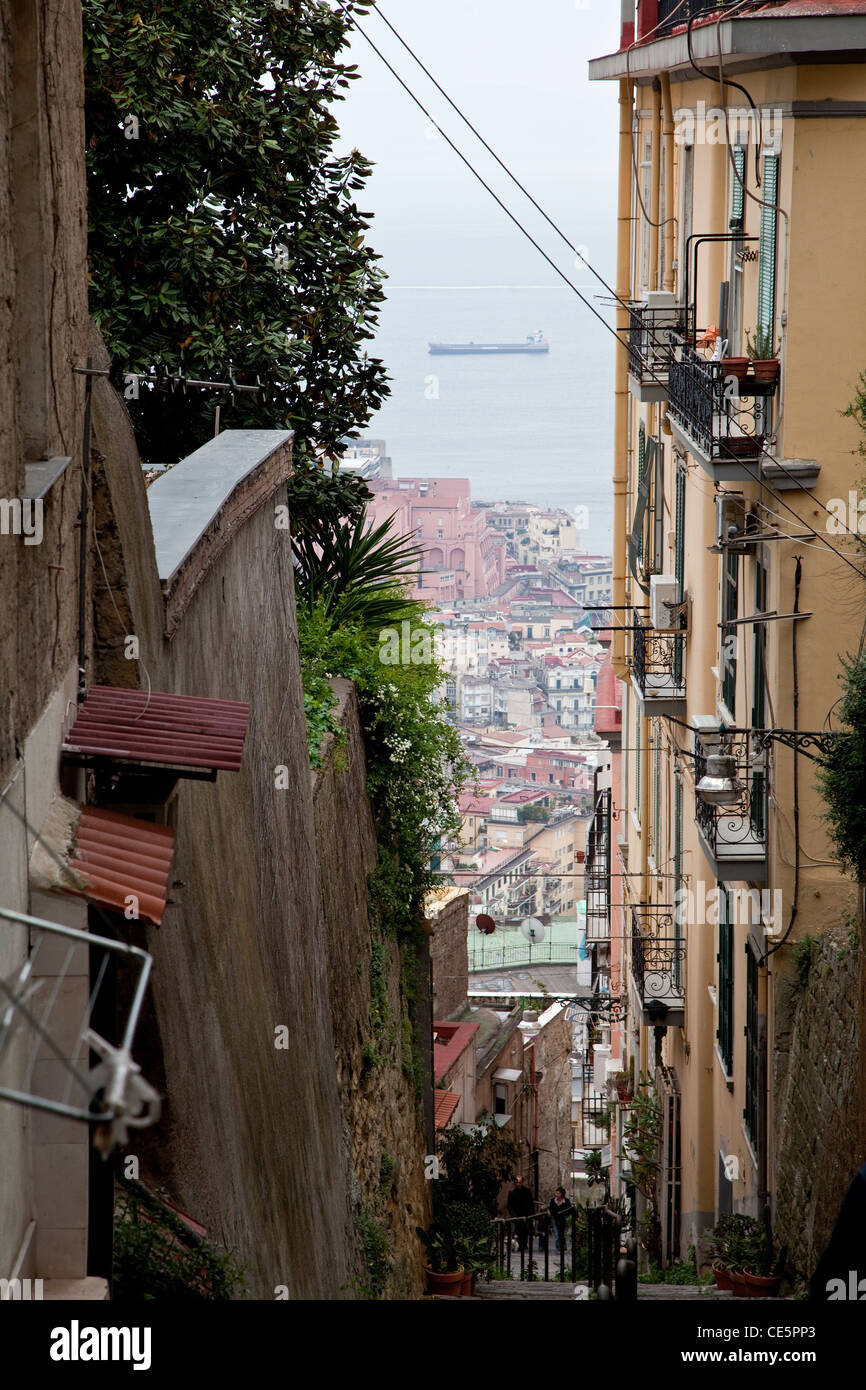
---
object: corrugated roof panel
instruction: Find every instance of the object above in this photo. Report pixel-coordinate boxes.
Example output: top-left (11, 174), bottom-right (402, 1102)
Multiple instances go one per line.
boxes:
top-left (63, 685), bottom-right (250, 772)
top-left (68, 805), bottom-right (175, 926)
top-left (434, 1090), bottom-right (461, 1130)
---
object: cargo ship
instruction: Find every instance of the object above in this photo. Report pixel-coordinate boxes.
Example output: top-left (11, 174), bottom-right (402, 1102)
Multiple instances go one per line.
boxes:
top-left (428, 330), bottom-right (549, 356)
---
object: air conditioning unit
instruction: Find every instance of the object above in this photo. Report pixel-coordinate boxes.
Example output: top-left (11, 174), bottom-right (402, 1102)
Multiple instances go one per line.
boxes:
top-left (593, 1044), bottom-right (611, 1091)
top-left (649, 574), bottom-right (681, 630)
top-left (715, 492), bottom-right (747, 550)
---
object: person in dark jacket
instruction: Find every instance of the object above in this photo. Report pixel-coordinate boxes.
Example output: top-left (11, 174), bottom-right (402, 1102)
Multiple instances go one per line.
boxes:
top-left (549, 1186), bottom-right (574, 1255)
top-left (507, 1175), bottom-right (535, 1254)
top-left (810, 1160), bottom-right (866, 1300)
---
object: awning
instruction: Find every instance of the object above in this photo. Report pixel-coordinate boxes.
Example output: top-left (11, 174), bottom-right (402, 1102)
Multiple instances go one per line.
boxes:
top-left (492, 1067), bottom-right (523, 1084)
top-left (68, 805), bottom-right (175, 926)
top-left (63, 685), bottom-right (250, 773)
top-left (434, 1090), bottom-right (461, 1130)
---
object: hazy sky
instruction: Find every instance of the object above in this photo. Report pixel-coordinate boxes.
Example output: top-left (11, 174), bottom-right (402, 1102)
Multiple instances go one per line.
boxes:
top-left (336, 0), bottom-right (622, 289)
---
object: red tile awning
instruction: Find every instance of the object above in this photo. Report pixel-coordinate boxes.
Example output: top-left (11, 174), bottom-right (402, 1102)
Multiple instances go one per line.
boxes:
top-left (63, 685), bottom-right (250, 773)
top-left (68, 805), bottom-right (175, 925)
top-left (434, 1090), bottom-right (461, 1131)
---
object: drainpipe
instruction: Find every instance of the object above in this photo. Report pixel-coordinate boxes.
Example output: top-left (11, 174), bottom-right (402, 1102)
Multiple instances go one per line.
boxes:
top-left (649, 81), bottom-right (661, 293)
top-left (612, 78), bottom-right (634, 682)
top-left (661, 75), bottom-right (675, 293)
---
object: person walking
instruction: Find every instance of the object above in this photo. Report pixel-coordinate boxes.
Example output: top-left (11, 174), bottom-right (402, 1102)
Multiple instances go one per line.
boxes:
top-left (548, 1186), bottom-right (574, 1256)
top-left (507, 1175), bottom-right (535, 1258)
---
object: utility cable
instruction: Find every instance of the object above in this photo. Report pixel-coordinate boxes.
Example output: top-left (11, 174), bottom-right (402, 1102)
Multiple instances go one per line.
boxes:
top-left (333, 0), bottom-right (627, 349)
top-left (370, 3), bottom-right (634, 317)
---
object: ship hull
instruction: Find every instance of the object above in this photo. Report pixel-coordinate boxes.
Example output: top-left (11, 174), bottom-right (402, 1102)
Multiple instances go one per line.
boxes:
top-left (428, 342), bottom-right (549, 355)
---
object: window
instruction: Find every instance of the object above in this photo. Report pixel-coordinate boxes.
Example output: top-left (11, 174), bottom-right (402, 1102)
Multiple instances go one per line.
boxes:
top-left (494, 1082), bottom-right (508, 1116)
top-left (634, 706), bottom-right (641, 820)
top-left (717, 885), bottom-right (734, 1076)
top-left (721, 549), bottom-right (738, 716)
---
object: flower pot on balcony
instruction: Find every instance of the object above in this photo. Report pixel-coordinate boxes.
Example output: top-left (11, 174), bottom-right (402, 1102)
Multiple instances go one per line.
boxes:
top-left (720, 356), bottom-right (750, 383)
top-left (719, 434), bottom-right (764, 459)
top-left (712, 1260), bottom-right (734, 1291)
top-left (751, 358), bottom-right (780, 386)
top-left (425, 1265), bottom-right (465, 1296)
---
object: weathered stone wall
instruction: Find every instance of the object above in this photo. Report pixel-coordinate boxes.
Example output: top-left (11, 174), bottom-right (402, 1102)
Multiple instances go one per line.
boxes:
top-left (774, 917), bottom-right (866, 1278)
top-left (430, 889), bottom-right (469, 1020)
top-left (533, 1005), bottom-right (575, 1201)
top-left (312, 681), bottom-right (431, 1299)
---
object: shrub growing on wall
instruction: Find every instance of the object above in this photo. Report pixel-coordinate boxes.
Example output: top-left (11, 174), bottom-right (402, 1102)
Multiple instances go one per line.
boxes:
top-left (818, 650), bottom-right (866, 882)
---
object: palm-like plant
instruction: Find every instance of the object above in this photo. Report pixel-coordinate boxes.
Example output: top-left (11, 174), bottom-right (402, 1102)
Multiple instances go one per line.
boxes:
top-left (294, 508), bottom-right (426, 632)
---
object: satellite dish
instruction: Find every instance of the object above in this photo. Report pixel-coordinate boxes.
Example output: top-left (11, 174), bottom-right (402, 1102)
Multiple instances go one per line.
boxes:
top-left (476, 914), bottom-right (497, 936)
top-left (520, 917), bottom-right (546, 943)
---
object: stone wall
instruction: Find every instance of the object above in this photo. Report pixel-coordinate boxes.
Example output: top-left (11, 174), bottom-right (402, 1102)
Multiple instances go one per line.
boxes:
top-left (312, 681), bottom-right (431, 1299)
top-left (429, 889), bottom-right (469, 1019)
top-left (773, 917), bottom-right (866, 1278)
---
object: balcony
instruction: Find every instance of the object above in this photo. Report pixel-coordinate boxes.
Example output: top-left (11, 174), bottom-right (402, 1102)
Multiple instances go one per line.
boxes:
top-left (630, 906), bottom-right (685, 1028)
top-left (668, 344), bottom-right (777, 482)
top-left (627, 299), bottom-right (694, 402)
top-left (631, 620), bottom-right (686, 717)
top-left (693, 729), bottom-right (769, 883)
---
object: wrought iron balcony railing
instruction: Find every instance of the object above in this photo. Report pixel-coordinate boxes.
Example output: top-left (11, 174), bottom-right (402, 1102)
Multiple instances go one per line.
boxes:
top-left (628, 302), bottom-right (694, 399)
top-left (668, 344), bottom-right (776, 476)
top-left (630, 905), bottom-right (685, 1025)
top-left (632, 619), bottom-right (685, 714)
top-left (693, 730), bottom-right (769, 880)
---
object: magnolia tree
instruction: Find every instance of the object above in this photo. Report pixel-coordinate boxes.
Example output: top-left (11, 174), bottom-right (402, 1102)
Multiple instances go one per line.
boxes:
top-left (84, 0), bottom-right (389, 461)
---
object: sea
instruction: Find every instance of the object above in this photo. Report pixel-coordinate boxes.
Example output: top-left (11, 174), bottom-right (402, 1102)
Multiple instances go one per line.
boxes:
top-left (365, 283), bottom-right (615, 554)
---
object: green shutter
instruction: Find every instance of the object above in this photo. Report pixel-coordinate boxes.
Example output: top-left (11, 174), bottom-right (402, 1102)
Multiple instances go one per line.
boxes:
top-left (674, 465), bottom-right (686, 684)
top-left (730, 146), bottom-right (745, 229)
top-left (673, 776), bottom-right (683, 989)
top-left (757, 153), bottom-right (778, 352)
top-left (637, 423), bottom-right (646, 566)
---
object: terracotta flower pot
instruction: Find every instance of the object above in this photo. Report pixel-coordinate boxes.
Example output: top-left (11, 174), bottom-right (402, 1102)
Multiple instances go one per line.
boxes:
top-left (720, 357), bottom-right (750, 382)
top-left (425, 1265), bottom-right (465, 1297)
top-left (712, 1260), bottom-right (733, 1291)
top-left (460, 1270), bottom-right (477, 1296)
top-left (742, 1270), bottom-right (781, 1298)
top-left (729, 1269), bottom-right (752, 1297)
top-left (751, 358), bottom-right (780, 385)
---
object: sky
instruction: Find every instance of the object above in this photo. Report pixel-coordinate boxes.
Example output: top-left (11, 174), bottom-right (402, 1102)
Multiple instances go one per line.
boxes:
top-left (335, 0), bottom-right (622, 290)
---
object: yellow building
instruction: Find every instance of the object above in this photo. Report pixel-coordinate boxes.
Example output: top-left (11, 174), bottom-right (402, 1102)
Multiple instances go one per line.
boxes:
top-left (590, 1), bottom-right (866, 1274)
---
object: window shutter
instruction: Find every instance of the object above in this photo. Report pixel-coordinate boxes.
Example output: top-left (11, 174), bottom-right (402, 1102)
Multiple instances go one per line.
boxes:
top-left (757, 153), bottom-right (779, 351)
top-left (636, 423), bottom-right (646, 566)
top-left (730, 146), bottom-right (745, 229)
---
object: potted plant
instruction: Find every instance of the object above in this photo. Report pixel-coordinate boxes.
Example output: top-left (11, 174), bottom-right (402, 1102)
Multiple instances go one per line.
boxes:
top-left (746, 326), bottom-right (780, 386)
top-left (612, 1070), bottom-right (633, 1103)
top-left (740, 1209), bottom-right (783, 1298)
top-left (708, 1212), bottom-right (782, 1298)
top-left (448, 1200), bottom-right (495, 1296)
top-left (417, 1217), bottom-right (464, 1296)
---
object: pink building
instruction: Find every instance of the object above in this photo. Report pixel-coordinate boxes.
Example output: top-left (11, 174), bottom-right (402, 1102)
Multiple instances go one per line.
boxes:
top-left (366, 477), bottom-right (506, 601)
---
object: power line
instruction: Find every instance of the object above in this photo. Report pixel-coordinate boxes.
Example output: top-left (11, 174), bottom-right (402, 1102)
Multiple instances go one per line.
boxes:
top-left (369, 3), bottom-right (631, 317)
top-left (334, 0), bottom-right (626, 350)
top-left (341, 2), bottom-right (866, 583)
